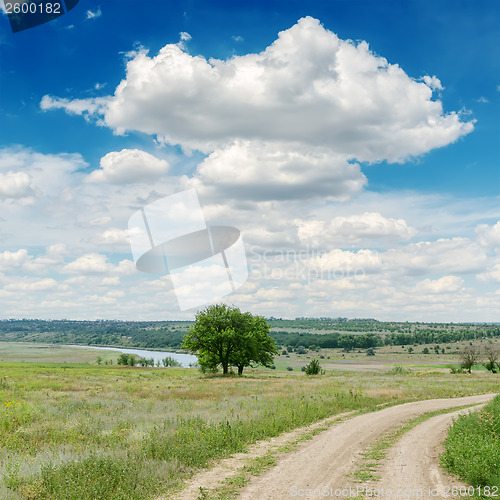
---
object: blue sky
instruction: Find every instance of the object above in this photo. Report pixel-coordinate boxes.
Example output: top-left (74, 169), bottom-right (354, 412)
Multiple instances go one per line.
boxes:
top-left (1, 0), bottom-right (499, 321)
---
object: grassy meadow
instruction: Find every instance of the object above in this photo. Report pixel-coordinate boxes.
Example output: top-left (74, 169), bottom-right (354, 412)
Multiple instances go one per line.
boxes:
top-left (0, 342), bottom-right (499, 499)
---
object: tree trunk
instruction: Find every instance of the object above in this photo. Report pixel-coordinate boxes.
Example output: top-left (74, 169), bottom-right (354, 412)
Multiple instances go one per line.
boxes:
top-left (238, 365), bottom-right (244, 375)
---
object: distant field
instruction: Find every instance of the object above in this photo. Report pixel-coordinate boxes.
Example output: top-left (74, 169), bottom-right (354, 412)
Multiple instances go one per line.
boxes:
top-left (1, 339), bottom-right (497, 373)
top-left (273, 338), bottom-right (500, 372)
top-left (0, 342), bottom-right (121, 364)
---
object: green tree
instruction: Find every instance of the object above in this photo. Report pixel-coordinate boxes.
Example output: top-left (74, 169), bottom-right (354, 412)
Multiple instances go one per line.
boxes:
top-left (483, 345), bottom-right (499, 373)
top-left (459, 346), bottom-right (481, 373)
top-left (182, 304), bottom-right (277, 375)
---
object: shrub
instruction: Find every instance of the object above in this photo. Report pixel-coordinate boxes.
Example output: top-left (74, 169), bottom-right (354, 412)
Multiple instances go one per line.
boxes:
top-left (304, 359), bottom-right (324, 375)
top-left (117, 353), bottom-right (138, 366)
top-left (162, 357), bottom-right (181, 367)
top-left (366, 348), bottom-right (375, 356)
top-left (287, 366), bottom-right (293, 371)
top-left (389, 365), bottom-right (411, 375)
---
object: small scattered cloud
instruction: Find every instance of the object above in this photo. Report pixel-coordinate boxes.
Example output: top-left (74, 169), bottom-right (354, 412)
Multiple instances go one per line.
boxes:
top-left (179, 31), bottom-right (191, 41)
top-left (0, 249), bottom-right (31, 271)
top-left (86, 7), bottom-right (102, 20)
top-left (5, 278), bottom-right (59, 292)
top-left (476, 96), bottom-right (489, 103)
top-left (232, 35), bottom-right (244, 42)
top-left (0, 171), bottom-right (32, 199)
top-left (61, 253), bottom-right (133, 276)
top-left (422, 75), bottom-right (443, 91)
top-left (86, 149), bottom-right (169, 184)
top-left (93, 228), bottom-right (132, 246)
top-left (414, 276), bottom-right (464, 294)
top-left (295, 212), bottom-right (417, 247)
top-left (476, 220), bottom-right (500, 249)
top-left (40, 95), bottom-right (109, 119)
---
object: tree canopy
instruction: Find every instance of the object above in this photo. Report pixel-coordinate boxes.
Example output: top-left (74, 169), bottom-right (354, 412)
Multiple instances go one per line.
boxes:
top-left (182, 304), bottom-right (277, 374)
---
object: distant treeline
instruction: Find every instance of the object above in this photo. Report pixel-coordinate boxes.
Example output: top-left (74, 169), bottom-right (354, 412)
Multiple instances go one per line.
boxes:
top-left (0, 319), bottom-right (190, 350)
top-left (270, 327), bottom-right (500, 350)
top-left (0, 318), bottom-right (499, 351)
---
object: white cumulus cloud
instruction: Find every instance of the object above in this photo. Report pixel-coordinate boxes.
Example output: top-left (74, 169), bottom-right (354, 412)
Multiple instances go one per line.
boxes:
top-left (187, 140), bottom-right (366, 201)
top-left (42, 16), bottom-right (473, 164)
top-left (295, 212), bottom-right (417, 247)
top-left (475, 220), bottom-right (500, 249)
top-left (414, 276), bottom-right (464, 294)
top-left (86, 149), bottom-right (169, 184)
top-left (0, 171), bottom-right (32, 199)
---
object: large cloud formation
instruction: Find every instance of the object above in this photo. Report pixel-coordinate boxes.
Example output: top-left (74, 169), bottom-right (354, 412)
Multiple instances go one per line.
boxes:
top-left (42, 17), bottom-right (473, 202)
top-left (43, 17), bottom-right (473, 159)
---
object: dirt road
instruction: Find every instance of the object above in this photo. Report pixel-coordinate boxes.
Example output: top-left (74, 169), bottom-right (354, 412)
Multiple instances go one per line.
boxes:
top-left (239, 394), bottom-right (495, 499)
top-left (170, 393), bottom-right (496, 499)
top-left (376, 406), bottom-right (484, 497)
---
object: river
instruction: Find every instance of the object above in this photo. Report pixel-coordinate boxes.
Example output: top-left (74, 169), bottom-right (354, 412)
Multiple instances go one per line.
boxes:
top-left (69, 345), bottom-right (198, 368)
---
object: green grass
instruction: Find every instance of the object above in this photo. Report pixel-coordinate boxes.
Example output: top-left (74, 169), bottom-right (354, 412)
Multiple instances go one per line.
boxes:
top-left (0, 362), bottom-right (499, 499)
top-left (441, 395), bottom-right (500, 497)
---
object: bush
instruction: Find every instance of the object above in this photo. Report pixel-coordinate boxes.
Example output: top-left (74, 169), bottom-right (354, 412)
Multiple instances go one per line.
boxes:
top-left (286, 366), bottom-right (293, 371)
top-left (366, 348), bottom-right (375, 356)
top-left (117, 353), bottom-right (137, 366)
top-left (162, 356), bottom-right (181, 367)
top-left (139, 357), bottom-right (155, 367)
top-left (304, 359), bottom-right (324, 375)
top-left (389, 365), bottom-right (411, 375)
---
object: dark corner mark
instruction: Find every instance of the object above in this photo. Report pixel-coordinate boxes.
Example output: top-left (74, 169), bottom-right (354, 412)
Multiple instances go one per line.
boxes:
top-left (3, 0), bottom-right (80, 33)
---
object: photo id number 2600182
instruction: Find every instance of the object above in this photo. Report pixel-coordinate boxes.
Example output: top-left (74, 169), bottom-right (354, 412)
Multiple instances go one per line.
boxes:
top-left (4, 2), bottom-right (62, 15)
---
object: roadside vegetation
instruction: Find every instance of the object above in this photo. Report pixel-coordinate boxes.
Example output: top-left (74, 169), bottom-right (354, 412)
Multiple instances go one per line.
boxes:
top-left (441, 395), bottom-right (500, 497)
top-left (1, 362), bottom-right (498, 499)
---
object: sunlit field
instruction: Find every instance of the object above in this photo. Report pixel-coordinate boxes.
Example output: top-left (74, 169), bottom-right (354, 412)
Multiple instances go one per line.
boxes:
top-left (1, 344), bottom-right (498, 500)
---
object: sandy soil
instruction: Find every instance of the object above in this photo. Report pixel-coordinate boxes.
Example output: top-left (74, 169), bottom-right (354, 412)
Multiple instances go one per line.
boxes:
top-left (374, 406), bottom-right (486, 498)
top-left (165, 393), bottom-right (496, 500)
